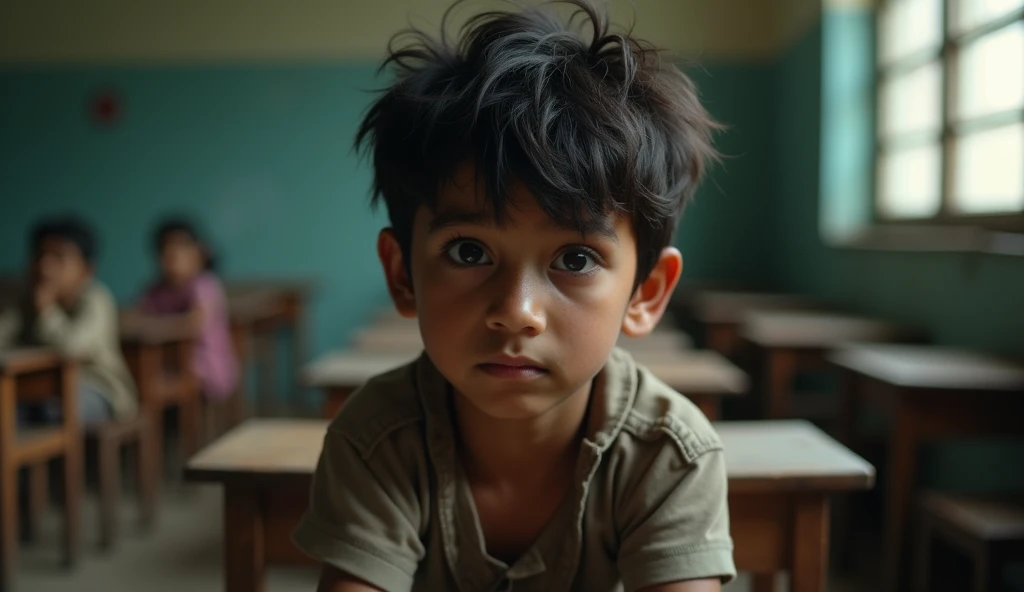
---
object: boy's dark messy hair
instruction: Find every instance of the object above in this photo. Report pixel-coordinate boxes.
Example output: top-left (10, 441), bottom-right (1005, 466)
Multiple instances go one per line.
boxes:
top-left (31, 215), bottom-right (98, 265)
top-left (356, 0), bottom-right (719, 283)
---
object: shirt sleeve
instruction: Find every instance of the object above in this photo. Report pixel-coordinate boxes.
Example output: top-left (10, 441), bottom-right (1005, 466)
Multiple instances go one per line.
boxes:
top-left (190, 275), bottom-right (226, 317)
top-left (292, 427), bottom-right (425, 592)
top-left (35, 287), bottom-right (115, 359)
top-left (616, 446), bottom-right (736, 591)
top-left (0, 308), bottom-right (21, 348)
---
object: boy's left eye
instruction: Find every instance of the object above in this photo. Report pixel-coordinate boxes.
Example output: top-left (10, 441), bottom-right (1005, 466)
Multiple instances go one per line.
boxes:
top-left (551, 250), bottom-right (598, 274)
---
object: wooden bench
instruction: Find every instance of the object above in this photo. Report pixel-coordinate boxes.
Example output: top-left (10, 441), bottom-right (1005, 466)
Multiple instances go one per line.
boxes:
top-left (914, 493), bottom-right (1024, 592)
top-left (829, 344), bottom-right (1024, 591)
top-left (0, 348), bottom-right (81, 592)
top-left (186, 418), bottom-right (873, 592)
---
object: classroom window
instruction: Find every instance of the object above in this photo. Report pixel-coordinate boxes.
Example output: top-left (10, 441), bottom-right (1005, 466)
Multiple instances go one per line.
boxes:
top-left (876, 0), bottom-right (1024, 226)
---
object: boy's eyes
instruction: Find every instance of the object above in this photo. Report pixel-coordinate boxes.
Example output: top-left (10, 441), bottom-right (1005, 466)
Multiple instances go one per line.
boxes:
top-left (443, 238), bottom-right (600, 274)
top-left (446, 240), bottom-right (493, 265)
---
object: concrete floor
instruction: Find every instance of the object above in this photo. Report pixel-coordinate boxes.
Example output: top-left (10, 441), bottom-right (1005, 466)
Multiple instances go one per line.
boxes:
top-left (15, 484), bottom-right (869, 592)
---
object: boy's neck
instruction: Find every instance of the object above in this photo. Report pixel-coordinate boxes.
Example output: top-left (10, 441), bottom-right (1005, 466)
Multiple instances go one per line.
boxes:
top-left (452, 381), bottom-right (593, 487)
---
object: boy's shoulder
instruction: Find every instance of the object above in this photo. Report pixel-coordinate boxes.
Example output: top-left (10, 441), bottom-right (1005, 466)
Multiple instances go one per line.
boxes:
top-left (325, 355), bottom-right (428, 460)
top-left (607, 348), bottom-right (723, 463)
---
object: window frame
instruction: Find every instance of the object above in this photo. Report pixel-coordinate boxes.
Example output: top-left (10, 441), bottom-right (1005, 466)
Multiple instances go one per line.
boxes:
top-left (874, 0), bottom-right (1024, 231)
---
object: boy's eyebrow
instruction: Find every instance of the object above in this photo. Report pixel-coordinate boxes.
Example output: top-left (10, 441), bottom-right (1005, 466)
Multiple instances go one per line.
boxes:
top-left (428, 207), bottom-right (492, 234)
top-left (428, 206), bottom-right (619, 243)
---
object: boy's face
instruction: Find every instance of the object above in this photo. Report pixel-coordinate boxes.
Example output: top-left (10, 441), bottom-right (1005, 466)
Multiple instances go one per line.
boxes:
top-left (383, 164), bottom-right (676, 421)
top-left (33, 237), bottom-right (92, 300)
top-left (160, 231), bottom-right (205, 286)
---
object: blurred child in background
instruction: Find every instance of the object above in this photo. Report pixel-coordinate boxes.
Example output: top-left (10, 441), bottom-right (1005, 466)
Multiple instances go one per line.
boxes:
top-left (139, 217), bottom-right (238, 403)
top-left (0, 216), bottom-right (137, 425)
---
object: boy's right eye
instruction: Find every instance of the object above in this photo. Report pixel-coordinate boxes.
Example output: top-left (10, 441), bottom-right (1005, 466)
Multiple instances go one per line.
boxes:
top-left (445, 239), bottom-right (492, 266)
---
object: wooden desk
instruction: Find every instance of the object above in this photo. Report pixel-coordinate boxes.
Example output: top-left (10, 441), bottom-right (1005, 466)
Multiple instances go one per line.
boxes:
top-left (227, 280), bottom-right (314, 414)
top-left (119, 313), bottom-right (200, 483)
top-left (0, 348), bottom-right (81, 592)
top-left (305, 347), bottom-right (744, 421)
top-left (685, 290), bottom-right (818, 357)
top-left (741, 310), bottom-right (922, 419)
top-left (302, 350), bottom-right (419, 417)
top-left (829, 344), bottom-right (1024, 591)
top-left (186, 418), bottom-right (872, 592)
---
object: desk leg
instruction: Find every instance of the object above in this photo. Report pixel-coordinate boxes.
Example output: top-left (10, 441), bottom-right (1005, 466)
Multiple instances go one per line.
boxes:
top-left (751, 574), bottom-right (776, 592)
top-left (791, 494), bottom-right (829, 592)
top-left (884, 395), bottom-right (919, 592)
top-left (60, 363), bottom-right (81, 567)
top-left (0, 377), bottom-right (16, 592)
top-left (706, 324), bottom-right (737, 357)
top-left (764, 348), bottom-right (798, 419)
top-left (224, 485), bottom-right (265, 592)
top-left (26, 463), bottom-right (48, 543)
top-left (691, 396), bottom-right (720, 421)
top-left (322, 388), bottom-right (354, 419)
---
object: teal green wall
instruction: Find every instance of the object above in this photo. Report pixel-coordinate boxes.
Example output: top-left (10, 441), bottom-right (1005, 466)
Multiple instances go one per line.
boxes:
top-left (677, 64), bottom-right (778, 287)
top-left (0, 64), bottom-right (386, 356)
top-left (0, 62), bottom-right (780, 356)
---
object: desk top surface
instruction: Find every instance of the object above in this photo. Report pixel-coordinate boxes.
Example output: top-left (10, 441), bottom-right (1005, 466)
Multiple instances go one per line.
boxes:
top-left (688, 290), bottom-right (818, 324)
top-left (118, 311), bottom-right (196, 344)
top-left (186, 419), bottom-right (873, 493)
top-left (0, 347), bottom-right (63, 374)
top-left (741, 310), bottom-right (922, 349)
top-left (304, 346), bottom-right (746, 395)
top-left (829, 344), bottom-right (1024, 391)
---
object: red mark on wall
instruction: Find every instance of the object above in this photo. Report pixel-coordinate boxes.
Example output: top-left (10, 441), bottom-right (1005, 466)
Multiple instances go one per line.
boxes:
top-left (90, 89), bottom-right (123, 127)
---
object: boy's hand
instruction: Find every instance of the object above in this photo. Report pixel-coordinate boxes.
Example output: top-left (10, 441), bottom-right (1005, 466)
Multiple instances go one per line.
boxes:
top-left (33, 283), bottom-right (57, 312)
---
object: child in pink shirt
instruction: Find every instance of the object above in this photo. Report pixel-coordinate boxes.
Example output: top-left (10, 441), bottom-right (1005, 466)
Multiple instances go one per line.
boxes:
top-left (140, 218), bottom-right (239, 402)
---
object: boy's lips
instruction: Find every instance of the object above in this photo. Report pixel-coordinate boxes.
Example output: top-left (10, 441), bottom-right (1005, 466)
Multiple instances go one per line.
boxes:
top-left (476, 354), bottom-right (548, 380)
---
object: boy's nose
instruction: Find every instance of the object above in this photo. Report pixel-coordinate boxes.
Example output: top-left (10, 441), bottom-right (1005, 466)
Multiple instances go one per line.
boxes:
top-left (485, 270), bottom-right (547, 336)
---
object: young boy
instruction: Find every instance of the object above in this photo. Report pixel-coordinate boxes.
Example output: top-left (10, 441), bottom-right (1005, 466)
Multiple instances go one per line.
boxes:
top-left (0, 216), bottom-right (137, 425)
top-left (293, 2), bottom-right (735, 590)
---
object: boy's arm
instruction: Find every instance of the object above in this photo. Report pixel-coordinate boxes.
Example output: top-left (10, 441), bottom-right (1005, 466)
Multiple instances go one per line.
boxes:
top-left (0, 308), bottom-right (20, 348)
top-left (293, 426), bottom-right (426, 592)
top-left (317, 566), bottom-right (385, 592)
top-left (35, 287), bottom-right (113, 357)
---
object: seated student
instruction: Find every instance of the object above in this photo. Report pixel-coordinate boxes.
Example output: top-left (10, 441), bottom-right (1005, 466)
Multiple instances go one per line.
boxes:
top-left (139, 217), bottom-right (238, 402)
top-left (0, 216), bottom-right (137, 425)
top-left (293, 2), bottom-right (734, 591)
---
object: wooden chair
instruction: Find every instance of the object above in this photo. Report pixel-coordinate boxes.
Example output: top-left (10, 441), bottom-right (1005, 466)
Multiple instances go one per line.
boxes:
top-left (0, 349), bottom-right (81, 592)
top-left (119, 314), bottom-right (201, 484)
top-left (85, 413), bottom-right (156, 549)
top-left (913, 492), bottom-right (1024, 592)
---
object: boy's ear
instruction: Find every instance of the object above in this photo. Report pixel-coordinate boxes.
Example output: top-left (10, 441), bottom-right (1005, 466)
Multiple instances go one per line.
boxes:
top-left (622, 247), bottom-right (683, 338)
top-left (377, 229), bottom-right (417, 318)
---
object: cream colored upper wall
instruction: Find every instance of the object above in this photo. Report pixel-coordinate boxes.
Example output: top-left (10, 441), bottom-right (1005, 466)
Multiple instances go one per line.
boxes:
top-left (0, 0), bottom-right (825, 66)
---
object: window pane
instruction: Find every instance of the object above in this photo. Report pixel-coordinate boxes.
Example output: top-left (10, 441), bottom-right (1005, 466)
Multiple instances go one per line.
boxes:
top-left (879, 0), bottom-right (943, 65)
top-left (878, 143), bottom-right (943, 218)
top-left (880, 61), bottom-right (943, 139)
top-left (953, 22), bottom-right (1024, 121)
top-left (952, 123), bottom-right (1024, 214)
top-left (953, 0), bottom-right (1024, 33)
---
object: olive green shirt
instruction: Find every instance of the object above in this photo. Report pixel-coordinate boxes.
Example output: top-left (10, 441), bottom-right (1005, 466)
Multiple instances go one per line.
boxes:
top-left (0, 281), bottom-right (138, 419)
top-left (294, 348), bottom-right (735, 591)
